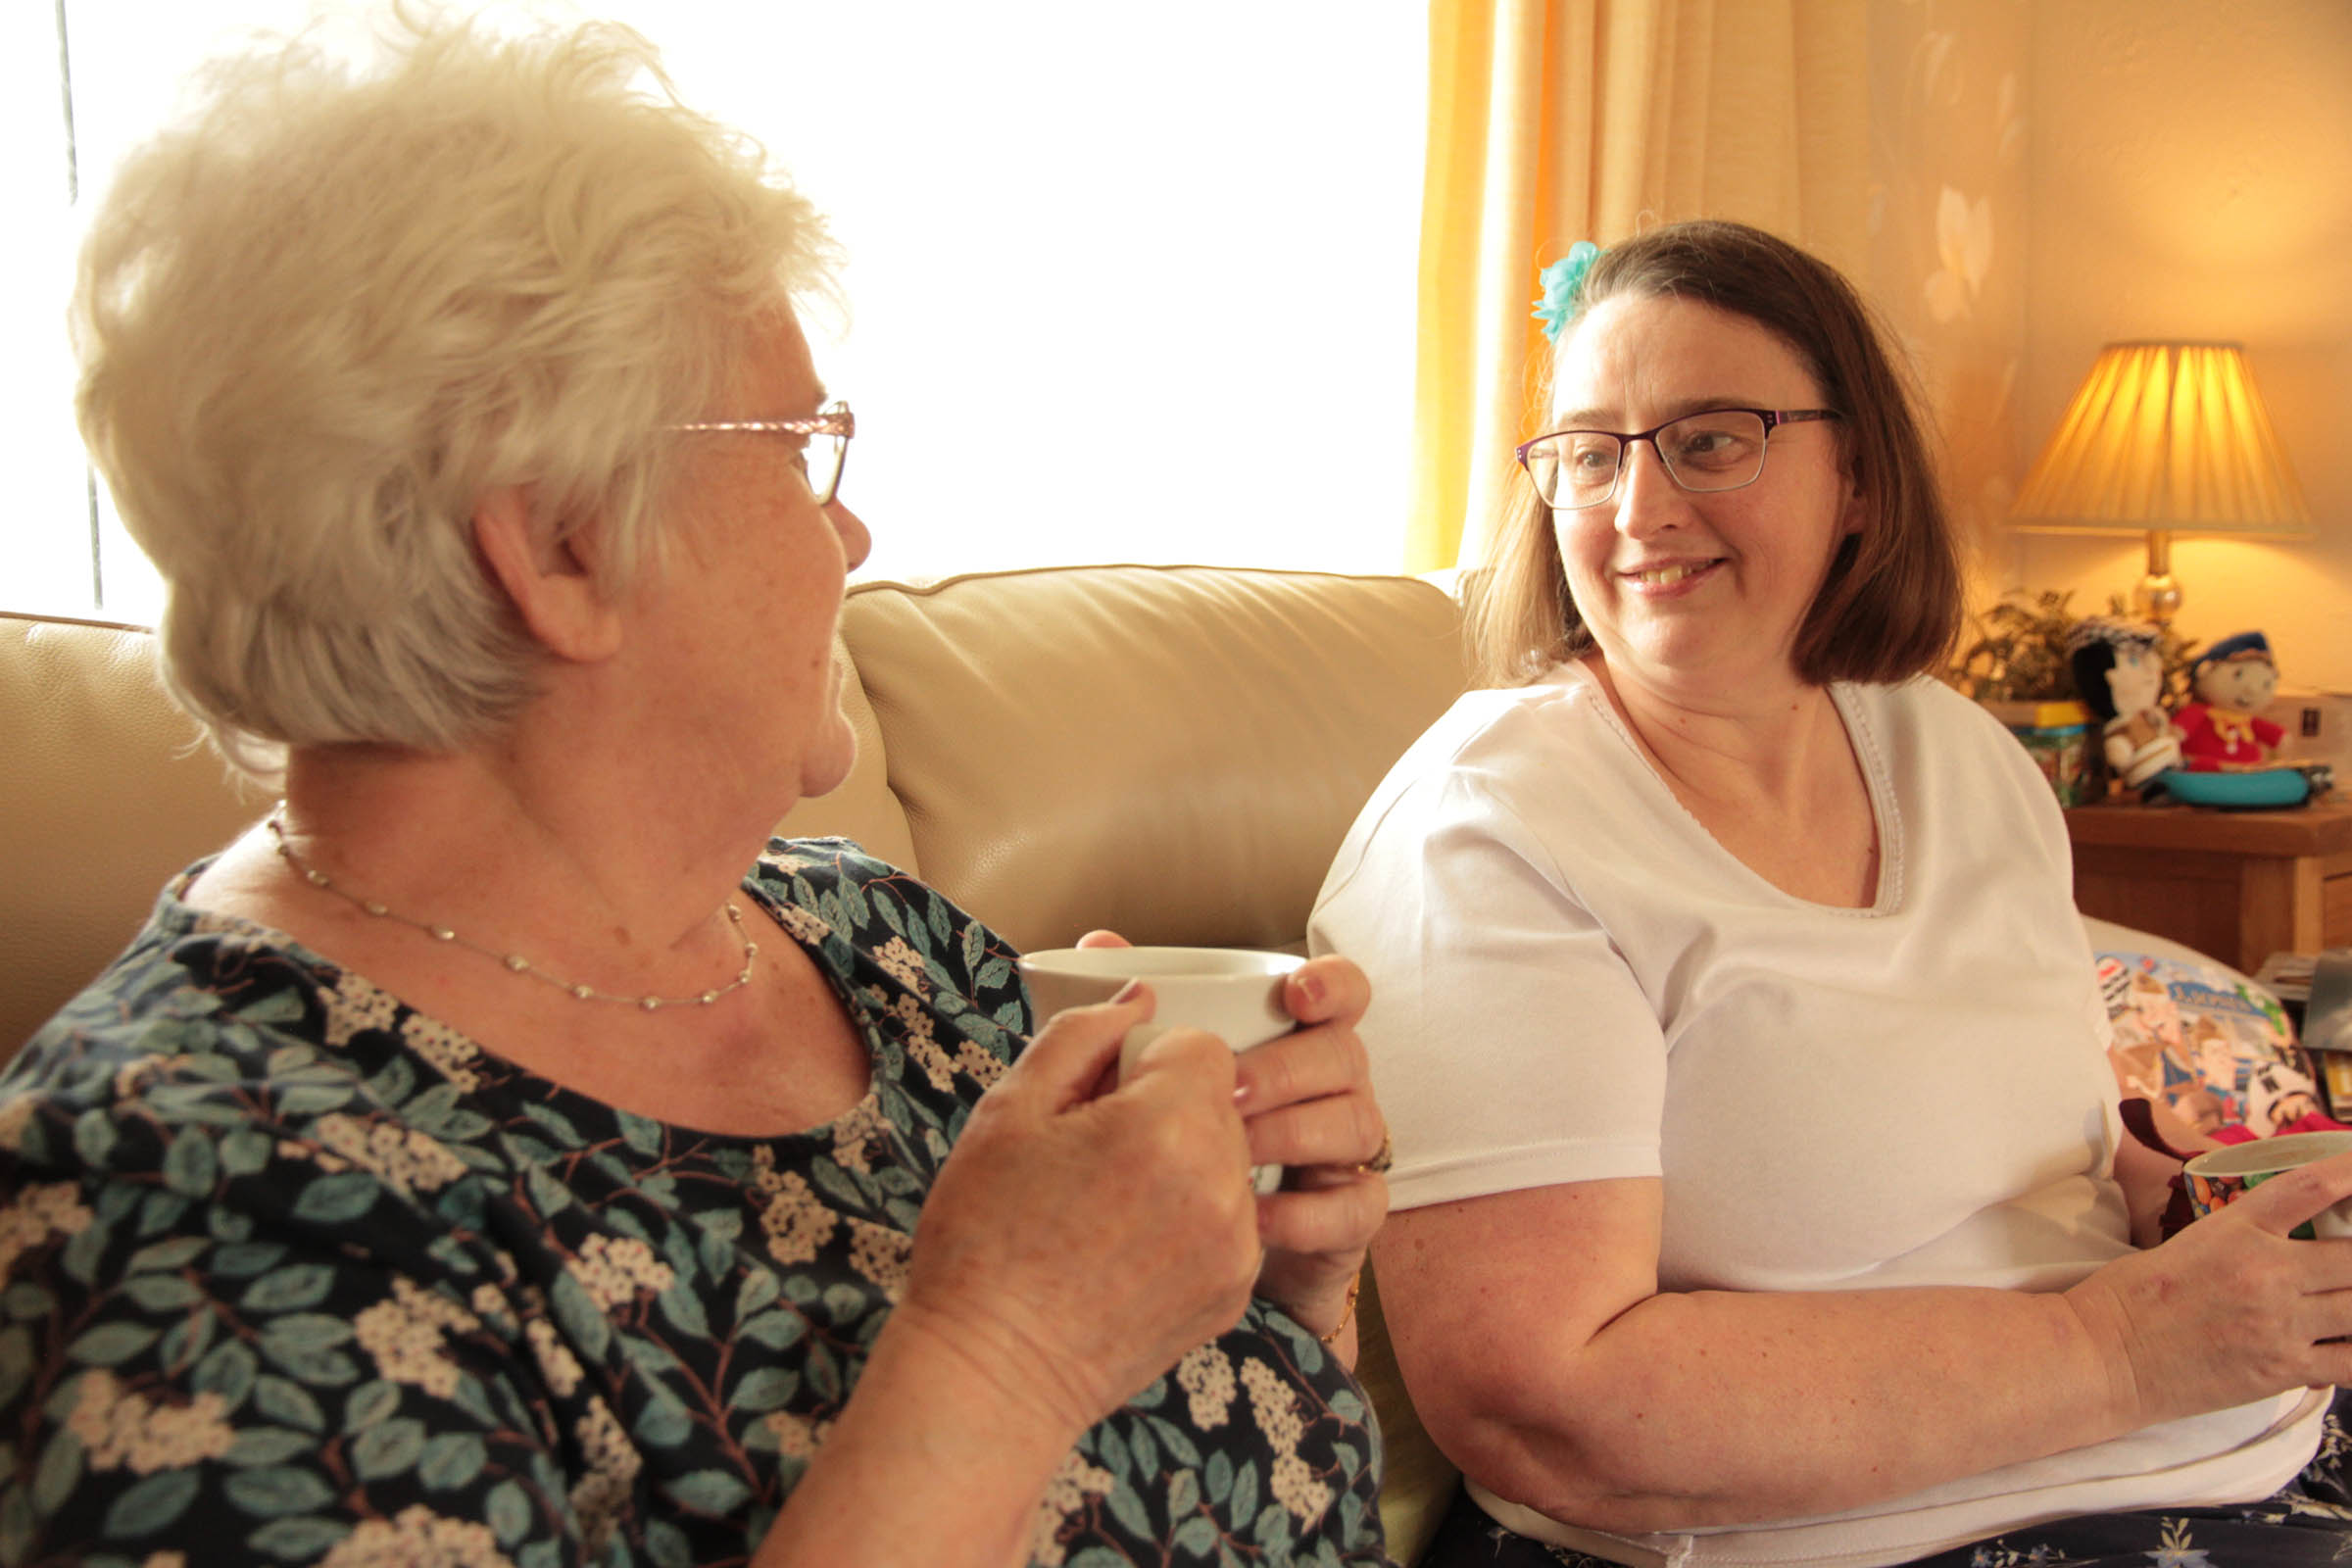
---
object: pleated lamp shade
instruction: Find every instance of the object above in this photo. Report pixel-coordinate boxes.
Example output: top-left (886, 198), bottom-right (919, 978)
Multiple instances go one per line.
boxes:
top-left (2011, 342), bottom-right (2312, 622)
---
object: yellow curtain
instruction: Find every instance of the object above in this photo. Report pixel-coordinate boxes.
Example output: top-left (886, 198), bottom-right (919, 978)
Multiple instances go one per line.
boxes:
top-left (1407, 0), bottom-right (1872, 572)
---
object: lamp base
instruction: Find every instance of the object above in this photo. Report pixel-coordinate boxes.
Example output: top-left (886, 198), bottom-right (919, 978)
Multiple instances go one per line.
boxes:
top-left (2133, 571), bottom-right (2181, 626)
top-left (2134, 530), bottom-right (2180, 626)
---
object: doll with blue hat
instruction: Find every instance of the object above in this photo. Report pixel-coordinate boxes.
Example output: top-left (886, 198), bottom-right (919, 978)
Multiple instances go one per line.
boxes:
top-left (2176, 630), bottom-right (2286, 771)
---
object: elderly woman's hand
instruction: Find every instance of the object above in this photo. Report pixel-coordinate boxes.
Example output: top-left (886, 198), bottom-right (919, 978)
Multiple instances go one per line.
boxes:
top-left (1239, 956), bottom-right (1387, 1353)
top-left (1065, 934), bottom-right (1388, 1356)
top-left (893, 989), bottom-right (1262, 1443)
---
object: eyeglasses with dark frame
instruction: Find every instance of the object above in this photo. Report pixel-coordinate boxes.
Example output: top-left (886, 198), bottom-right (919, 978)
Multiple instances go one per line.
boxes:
top-left (666, 400), bottom-right (855, 506)
top-left (1515, 407), bottom-right (1841, 510)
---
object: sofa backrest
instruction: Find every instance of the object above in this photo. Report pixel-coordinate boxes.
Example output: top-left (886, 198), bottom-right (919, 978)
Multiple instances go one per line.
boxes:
top-left (800, 565), bottom-right (1469, 954)
top-left (4, 565), bottom-right (1466, 1052)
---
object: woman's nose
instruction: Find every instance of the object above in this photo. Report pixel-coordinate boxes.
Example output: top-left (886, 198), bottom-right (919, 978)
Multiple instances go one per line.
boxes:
top-left (828, 497), bottom-right (872, 570)
top-left (1610, 439), bottom-right (1690, 536)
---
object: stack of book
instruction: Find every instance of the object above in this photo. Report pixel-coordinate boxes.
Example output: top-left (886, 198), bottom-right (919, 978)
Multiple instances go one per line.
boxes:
top-left (2261, 950), bottom-right (2352, 1115)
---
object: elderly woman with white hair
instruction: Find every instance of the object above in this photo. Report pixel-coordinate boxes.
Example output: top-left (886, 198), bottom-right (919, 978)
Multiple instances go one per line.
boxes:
top-left (1, 17), bottom-right (1390, 1566)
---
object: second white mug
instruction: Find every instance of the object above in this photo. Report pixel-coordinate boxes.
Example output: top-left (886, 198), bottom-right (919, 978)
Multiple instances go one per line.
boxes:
top-left (1018, 945), bottom-right (1304, 1194)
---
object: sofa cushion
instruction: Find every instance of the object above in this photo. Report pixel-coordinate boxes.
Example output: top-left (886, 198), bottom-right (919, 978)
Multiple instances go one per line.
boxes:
top-left (1357, 1266), bottom-right (1462, 1565)
top-left (834, 565), bottom-right (1468, 953)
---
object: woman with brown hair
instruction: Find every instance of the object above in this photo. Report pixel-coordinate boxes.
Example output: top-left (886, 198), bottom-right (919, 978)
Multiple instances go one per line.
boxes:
top-left (1316, 220), bottom-right (2352, 1568)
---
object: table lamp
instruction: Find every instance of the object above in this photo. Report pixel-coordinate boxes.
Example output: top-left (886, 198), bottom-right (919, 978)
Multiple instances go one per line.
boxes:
top-left (2011, 341), bottom-right (2312, 624)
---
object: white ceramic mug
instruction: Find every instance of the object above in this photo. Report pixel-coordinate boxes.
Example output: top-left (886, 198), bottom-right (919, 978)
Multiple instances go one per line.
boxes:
top-left (1017, 945), bottom-right (1304, 1194)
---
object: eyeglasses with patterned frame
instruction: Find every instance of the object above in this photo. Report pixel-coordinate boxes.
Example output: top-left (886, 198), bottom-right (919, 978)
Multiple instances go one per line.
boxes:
top-left (1515, 407), bottom-right (1840, 510)
top-left (665, 400), bottom-right (855, 506)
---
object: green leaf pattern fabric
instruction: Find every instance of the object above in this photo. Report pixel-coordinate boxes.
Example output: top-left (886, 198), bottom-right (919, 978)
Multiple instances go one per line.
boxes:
top-left (0, 840), bottom-right (1388, 1565)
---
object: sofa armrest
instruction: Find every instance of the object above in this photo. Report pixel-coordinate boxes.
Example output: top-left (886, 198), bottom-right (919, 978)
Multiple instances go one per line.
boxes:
top-left (1, 612), bottom-right (268, 1054)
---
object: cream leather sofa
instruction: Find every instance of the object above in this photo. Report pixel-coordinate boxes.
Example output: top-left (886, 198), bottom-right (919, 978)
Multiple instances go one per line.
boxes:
top-left (1, 563), bottom-right (1471, 1561)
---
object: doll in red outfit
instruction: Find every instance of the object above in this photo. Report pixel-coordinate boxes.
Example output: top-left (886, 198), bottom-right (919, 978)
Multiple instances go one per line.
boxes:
top-left (2174, 630), bottom-right (2285, 771)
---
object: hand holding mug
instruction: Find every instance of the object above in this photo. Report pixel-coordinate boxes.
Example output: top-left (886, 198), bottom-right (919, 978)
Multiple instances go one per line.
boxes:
top-left (2182, 1133), bottom-right (2352, 1237)
top-left (1025, 935), bottom-right (1388, 1351)
top-left (2064, 1142), bottom-right (2352, 1434)
top-left (1238, 953), bottom-right (1388, 1351)
top-left (898, 985), bottom-right (1260, 1438)
top-left (1021, 943), bottom-right (1304, 1193)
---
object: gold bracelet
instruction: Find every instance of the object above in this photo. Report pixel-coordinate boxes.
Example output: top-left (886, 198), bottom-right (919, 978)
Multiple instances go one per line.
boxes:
top-left (1316, 1274), bottom-right (1362, 1347)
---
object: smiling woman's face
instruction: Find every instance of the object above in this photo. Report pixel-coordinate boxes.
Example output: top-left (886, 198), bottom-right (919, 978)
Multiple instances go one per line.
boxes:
top-left (1547, 293), bottom-right (1859, 702)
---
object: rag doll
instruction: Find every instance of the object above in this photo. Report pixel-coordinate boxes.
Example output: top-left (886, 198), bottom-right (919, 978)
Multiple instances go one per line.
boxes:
top-left (2175, 630), bottom-right (2285, 771)
top-left (2065, 615), bottom-right (2182, 791)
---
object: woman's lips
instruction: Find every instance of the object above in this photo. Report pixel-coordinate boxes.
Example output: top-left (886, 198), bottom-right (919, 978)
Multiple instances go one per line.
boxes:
top-left (1618, 559), bottom-right (1723, 593)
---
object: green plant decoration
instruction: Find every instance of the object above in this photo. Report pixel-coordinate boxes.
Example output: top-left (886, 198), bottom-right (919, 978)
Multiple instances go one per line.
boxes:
top-left (1949, 589), bottom-right (2082, 704)
top-left (1947, 590), bottom-right (2200, 707)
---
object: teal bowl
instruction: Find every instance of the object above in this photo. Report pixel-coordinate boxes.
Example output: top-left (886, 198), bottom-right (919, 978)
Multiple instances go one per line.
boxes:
top-left (2154, 766), bottom-right (2312, 809)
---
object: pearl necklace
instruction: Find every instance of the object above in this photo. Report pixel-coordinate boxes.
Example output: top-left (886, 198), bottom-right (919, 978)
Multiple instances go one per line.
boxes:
top-left (265, 807), bottom-right (758, 1011)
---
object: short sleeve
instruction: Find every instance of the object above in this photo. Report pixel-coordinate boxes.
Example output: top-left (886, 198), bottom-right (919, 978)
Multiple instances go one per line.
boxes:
top-left (1311, 763), bottom-right (1666, 1211)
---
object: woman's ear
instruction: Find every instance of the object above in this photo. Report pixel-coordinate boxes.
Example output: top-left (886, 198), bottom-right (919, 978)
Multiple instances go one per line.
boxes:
top-left (1838, 448), bottom-right (1868, 538)
top-left (471, 486), bottom-right (625, 663)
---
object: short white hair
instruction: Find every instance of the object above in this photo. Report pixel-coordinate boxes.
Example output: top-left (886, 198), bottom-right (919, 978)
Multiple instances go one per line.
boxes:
top-left (74, 13), bottom-right (839, 779)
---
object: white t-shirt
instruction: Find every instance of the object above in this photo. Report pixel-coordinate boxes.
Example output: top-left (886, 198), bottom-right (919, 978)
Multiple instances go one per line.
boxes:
top-left (1310, 666), bottom-right (2322, 1568)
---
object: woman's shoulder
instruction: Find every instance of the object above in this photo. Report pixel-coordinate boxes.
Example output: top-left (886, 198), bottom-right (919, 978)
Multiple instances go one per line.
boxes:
top-left (1385, 665), bottom-right (1617, 792)
top-left (4, 901), bottom-right (483, 1200)
top-left (1846, 673), bottom-right (2009, 725)
top-left (752, 837), bottom-right (1028, 1064)
top-left (753, 835), bottom-right (961, 910)
top-left (752, 837), bottom-right (986, 954)
top-left (1317, 667), bottom-right (1635, 909)
top-left (1838, 677), bottom-right (2074, 871)
top-left (16, 888), bottom-right (346, 1110)
top-left (1842, 675), bottom-right (2066, 780)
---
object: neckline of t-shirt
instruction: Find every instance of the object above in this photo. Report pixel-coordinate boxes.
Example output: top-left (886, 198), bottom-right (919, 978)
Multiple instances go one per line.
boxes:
top-left (1553, 666), bottom-right (1903, 917)
top-left (149, 851), bottom-right (891, 1151)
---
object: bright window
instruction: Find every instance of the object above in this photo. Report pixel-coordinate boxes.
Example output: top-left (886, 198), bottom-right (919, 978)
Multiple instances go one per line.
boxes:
top-left (5, 2), bottom-right (1424, 619)
top-left (1, 0), bottom-right (103, 616)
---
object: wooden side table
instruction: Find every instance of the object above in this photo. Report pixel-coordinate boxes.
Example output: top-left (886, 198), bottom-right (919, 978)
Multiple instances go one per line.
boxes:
top-left (2064, 793), bottom-right (2352, 974)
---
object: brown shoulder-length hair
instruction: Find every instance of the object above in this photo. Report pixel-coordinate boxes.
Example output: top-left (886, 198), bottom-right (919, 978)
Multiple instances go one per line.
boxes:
top-left (1468, 220), bottom-right (1961, 690)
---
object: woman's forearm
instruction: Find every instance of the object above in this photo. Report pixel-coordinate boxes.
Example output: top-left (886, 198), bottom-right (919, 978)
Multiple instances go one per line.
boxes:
top-left (1396, 1161), bottom-right (2352, 1539)
top-left (750, 1307), bottom-right (1080, 1568)
top-left (1450, 1281), bottom-right (2120, 1533)
top-left (1380, 1184), bottom-right (2143, 1536)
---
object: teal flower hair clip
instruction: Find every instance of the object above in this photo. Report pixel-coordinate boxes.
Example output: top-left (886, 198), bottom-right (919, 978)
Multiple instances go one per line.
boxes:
top-left (1532, 241), bottom-right (1602, 342)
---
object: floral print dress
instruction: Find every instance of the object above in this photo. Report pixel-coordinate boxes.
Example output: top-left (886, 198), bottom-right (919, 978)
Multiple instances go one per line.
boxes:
top-left (0, 840), bottom-right (1389, 1567)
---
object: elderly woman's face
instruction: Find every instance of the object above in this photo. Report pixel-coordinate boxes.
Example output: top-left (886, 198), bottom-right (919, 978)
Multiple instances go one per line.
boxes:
top-left (630, 311), bottom-right (871, 809)
top-left (1547, 294), bottom-right (1857, 697)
